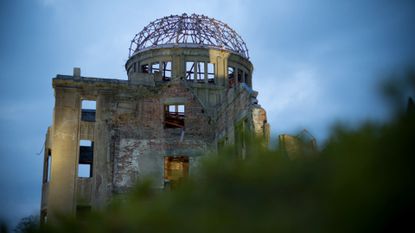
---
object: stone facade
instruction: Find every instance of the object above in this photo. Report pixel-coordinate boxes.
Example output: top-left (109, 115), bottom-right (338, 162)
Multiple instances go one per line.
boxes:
top-left (41, 22), bottom-right (269, 222)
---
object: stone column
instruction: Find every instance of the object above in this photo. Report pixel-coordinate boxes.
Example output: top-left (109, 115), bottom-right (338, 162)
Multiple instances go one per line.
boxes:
top-left (48, 87), bottom-right (80, 221)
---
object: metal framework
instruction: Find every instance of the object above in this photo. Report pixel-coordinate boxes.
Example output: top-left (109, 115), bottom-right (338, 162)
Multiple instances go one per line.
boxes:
top-left (129, 13), bottom-right (249, 59)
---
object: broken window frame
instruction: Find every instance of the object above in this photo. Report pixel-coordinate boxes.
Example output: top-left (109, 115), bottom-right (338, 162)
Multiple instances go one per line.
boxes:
top-left (151, 62), bottom-right (160, 74)
top-left (164, 104), bottom-right (185, 128)
top-left (162, 61), bottom-right (172, 81)
top-left (141, 64), bottom-right (149, 73)
top-left (196, 62), bottom-right (205, 83)
top-left (81, 100), bottom-right (96, 122)
top-left (185, 61), bottom-right (195, 81)
top-left (78, 140), bottom-right (93, 178)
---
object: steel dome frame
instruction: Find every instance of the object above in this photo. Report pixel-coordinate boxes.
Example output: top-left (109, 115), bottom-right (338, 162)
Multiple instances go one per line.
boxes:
top-left (129, 13), bottom-right (249, 59)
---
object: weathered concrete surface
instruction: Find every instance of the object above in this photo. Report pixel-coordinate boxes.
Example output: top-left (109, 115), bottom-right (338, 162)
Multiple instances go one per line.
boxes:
top-left (41, 47), bottom-right (269, 222)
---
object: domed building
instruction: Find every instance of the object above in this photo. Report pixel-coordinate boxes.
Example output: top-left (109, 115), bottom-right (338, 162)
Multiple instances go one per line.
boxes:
top-left (40, 13), bottom-right (269, 222)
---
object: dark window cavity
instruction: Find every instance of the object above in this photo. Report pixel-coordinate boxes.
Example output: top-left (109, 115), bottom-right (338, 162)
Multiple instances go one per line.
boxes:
top-left (164, 104), bottom-right (185, 128)
top-left (81, 100), bottom-right (96, 122)
top-left (78, 140), bottom-right (93, 178)
top-left (244, 73), bottom-right (249, 85)
top-left (237, 69), bottom-right (243, 83)
top-left (141, 64), bottom-right (149, 73)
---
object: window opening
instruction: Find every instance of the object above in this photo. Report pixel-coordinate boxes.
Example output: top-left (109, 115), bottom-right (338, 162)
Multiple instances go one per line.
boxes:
top-left (151, 63), bottom-right (160, 74)
top-left (164, 156), bottom-right (189, 190)
top-left (197, 62), bottom-right (205, 83)
top-left (133, 62), bottom-right (137, 73)
top-left (207, 63), bottom-right (215, 83)
top-left (244, 73), bottom-right (249, 85)
top-left (81, 100), bottom-right (96, 122)
top-left (228, 66), bottom-right (235, 87)
top-left (237, 69), bottom-right (243, 83)
top-left (186, 62), bottom-right (195, 81)
top-left (164, 104), bottom-right (185, 128)
top-left (78, 140), bottom-right (93, 178)
top-left (141, 64), bottom-right (149, 73)
top-left (43, 149), bottom-right (52, 183)
top-left (162, 61), bottom-right (172, 81)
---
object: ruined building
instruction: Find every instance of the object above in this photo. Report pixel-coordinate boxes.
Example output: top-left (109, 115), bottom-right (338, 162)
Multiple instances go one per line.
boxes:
top-left (278, 130), bottom-right (317, 159)
top-left (40, 14), bottom-right (269, 222)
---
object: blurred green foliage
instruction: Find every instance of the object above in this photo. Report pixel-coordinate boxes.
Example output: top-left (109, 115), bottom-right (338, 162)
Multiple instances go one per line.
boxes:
top-left (17, 71), bottom-right (415, 233)
top-left (35, 116), bottom-right (414, 233)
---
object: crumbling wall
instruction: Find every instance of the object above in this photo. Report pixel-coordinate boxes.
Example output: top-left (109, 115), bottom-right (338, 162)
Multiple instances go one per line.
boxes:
top-left (106, 81), bottom-right (214, 192)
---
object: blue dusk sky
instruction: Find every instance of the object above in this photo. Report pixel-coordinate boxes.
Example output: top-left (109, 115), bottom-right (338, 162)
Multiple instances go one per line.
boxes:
top-left (1, 0), bottom-right (414, 228)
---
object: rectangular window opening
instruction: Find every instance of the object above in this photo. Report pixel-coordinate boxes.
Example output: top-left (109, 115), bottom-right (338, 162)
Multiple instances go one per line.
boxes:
top-left (237, 69), bottom-right (243, 83)
top-left (151, 63), bottom-right (160, 74)
top-left (207, 63), bottom-right (215, 83)
top-left (228, 66), bottom-right (235, 79)
top-left (164, 156), bottom-right (189, 190)
top-left (78, 140), bottom-right (93, 178)
top-left (186, 62), bottom-right (195, 81)
top-left (228, 66), bottom-right (235, 87)
top-left (43, 149), bottom-right (52, 183)
top-left (162, 61), bottom-right (172, 81)
top-left (141, 64), bottom-right (149, 73)
top-left (244, 73), bottom-right (249, 85)
top-left (164, 104), bottom-right (185, 128)
top-left (81, 100), bottom-right (96, 122)
top-left (196, 62), bottom-right (205, 83)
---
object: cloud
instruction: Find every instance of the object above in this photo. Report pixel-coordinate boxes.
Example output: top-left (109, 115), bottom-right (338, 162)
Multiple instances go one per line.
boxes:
top-left (255, 63), bottom-right (337, 139)
top-left (259, 67), bottom-right (319, 111)
top-left (37, 0), bottom-right (60, 7)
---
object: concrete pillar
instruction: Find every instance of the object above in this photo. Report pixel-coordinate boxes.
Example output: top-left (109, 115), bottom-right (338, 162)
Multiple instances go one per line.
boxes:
top-left (92, 93), bottom-right (111, 209)
top-left (172, 50), bottom-right (183, 79)
top-left (48, 88), bottom-right (80, 221)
